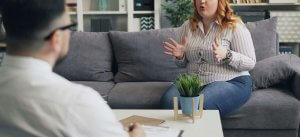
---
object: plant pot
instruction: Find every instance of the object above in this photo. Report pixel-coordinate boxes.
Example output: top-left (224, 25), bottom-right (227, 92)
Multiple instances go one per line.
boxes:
top-left (180, 96), bottom-right (200, 115)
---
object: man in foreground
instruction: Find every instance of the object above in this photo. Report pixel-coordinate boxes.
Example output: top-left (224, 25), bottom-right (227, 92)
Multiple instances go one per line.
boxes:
top-left (0, 0), bottom-right (145, 137)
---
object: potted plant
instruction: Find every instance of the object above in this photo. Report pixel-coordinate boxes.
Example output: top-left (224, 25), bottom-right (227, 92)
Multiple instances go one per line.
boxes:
top-left (162, 0), bottom-right (193, 27)
top-left (175, 73), bottom-right (204, 115)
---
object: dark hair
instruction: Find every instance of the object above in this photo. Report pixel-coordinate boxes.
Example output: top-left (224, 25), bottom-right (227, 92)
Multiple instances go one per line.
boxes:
top-left (0, 0), bottom-right (65, 52)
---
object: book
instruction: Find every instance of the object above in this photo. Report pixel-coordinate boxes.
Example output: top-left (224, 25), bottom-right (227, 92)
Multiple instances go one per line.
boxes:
top-left (119, 0), bottom-right (126, 12)
top-left (279, 46), bottom-right (293, 54)
top-left (90, 18), bottom-right (112, 32)
top-left (269, 0), bottom-right (297, 3)
top-left (120, 115), bottom-right (165, 127)
top-left (133, 18), bottom-right (141, 32)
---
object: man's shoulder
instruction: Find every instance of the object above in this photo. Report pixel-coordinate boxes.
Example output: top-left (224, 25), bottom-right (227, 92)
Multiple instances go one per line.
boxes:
top-left (44, 72), bottom-right (101, 103)
top-left (49, 72), bottom-right (91, 90)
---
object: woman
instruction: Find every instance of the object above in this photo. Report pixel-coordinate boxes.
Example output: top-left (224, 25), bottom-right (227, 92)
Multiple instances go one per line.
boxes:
top-left (161, 0), bottom-right (256, 117)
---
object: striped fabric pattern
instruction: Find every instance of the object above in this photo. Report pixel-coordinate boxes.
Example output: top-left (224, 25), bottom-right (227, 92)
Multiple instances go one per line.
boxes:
top-left (175, 20), bottom-right (256, 85)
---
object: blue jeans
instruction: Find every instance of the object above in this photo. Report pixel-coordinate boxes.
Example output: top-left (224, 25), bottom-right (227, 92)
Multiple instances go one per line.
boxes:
top-left (160, 75), bottom-right (252, 117)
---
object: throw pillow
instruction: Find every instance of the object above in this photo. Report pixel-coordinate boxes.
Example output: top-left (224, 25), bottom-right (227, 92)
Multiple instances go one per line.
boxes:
top-left (109, 28), bottom-right (187, 82)
top-left (54, 32), bottom-right (114, 82)
top-left (246, 17), bottom-right (278, 61)
top-left (250, 54), bottom-right (300, 90)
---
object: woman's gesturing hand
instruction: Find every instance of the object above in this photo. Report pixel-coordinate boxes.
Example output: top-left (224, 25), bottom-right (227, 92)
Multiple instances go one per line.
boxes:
top-left (163, 36), bottom-right (187, 60)
top-left (212, 37), bottom-right (227, 63)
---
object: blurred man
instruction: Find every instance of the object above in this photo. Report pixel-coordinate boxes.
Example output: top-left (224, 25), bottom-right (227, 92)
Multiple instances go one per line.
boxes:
top-left (0, 0), bottom-right (145, 137)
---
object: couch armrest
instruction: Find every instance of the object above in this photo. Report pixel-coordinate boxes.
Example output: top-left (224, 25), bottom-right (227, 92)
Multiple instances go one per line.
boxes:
top-left (292, 73), bottom-right (300, 100)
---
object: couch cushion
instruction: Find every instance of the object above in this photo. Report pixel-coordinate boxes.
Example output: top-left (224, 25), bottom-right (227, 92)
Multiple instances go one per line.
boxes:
top-left (73, 81), bottom-right (115, 101)
top-left (250, 54), bottom-right (300, 90)
top-left (54, 32), bottom-right (114, 82)
top-left (246, 17), bottom-right (278, 61)
top-left (293, 73), bottom-right (300, 100)
top-left (109, 29), bottom-right (186, 82)
top-left (107, 82), bottom-right (171, 108)
top-left (222, 88), bottom-right (300, 130)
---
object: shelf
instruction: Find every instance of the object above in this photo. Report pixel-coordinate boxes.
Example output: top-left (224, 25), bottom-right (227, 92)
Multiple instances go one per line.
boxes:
top-left (133, 11), bottom-right (155, 14)
top-left (83, 11), bottom-right (127, 15)
top-left (82, 11), bottom-right (155, 15)
top-left (230, 3), bottom-right (300, 6)
top-left (67, 3), bottom-right (77, 7)
top-left (0, 43), bottom-right (6, 48)
top-left (280, 42), bottom-right (300, 44)
top-left (73, 0), bottom-right (160, 32)
top-left (68, 12), bottom-right (77, 15)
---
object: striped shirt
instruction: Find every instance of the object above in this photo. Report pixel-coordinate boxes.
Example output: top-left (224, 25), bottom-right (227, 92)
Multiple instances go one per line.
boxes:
top-left (175, 20), bottom-right (256, 85)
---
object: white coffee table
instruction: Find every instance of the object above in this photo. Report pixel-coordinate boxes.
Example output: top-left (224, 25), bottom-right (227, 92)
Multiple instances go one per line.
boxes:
top-left (113, 109), bottom-right (224, 137)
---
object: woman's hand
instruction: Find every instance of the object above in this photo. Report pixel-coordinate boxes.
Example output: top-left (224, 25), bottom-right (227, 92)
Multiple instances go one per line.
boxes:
top-left (163, 36), bottom-right (187, 60)
top-left (212, 37), bottom-right (227, 63)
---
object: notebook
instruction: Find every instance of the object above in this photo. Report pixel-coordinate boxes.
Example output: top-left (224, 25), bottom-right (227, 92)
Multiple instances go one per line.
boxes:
top-left (120, 115), bottom-right (165, 127)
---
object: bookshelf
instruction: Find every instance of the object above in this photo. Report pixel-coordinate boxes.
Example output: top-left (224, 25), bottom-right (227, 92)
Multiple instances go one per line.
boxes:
top-left (230, 3), bottom-right (300, 6)
top-left (228, 2), bottom-right (300, 56)
top-left (0, 44), bottom-right (5, 48)
top-left (67, 0), bottom-right (161, 32)
top-left (83, 11), bottom-right (127, 15)
top-left (229, 0), bottom-right (299, 4)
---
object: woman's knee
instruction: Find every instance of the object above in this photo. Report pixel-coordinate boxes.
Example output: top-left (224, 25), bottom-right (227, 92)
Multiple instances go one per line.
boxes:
top-left (162, 85), bottom-right (179, 98)
top-left (201, 79), bottom-right (252, 117)
top-left (203, 98), bottom-right (229, 117)
top-left (160, 84), bottom-right (180, 109)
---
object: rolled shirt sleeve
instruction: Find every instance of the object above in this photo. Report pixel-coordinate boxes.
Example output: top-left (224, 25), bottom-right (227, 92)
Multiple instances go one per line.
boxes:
top-left (174, 55), bottom-right (187, 68)
top-left (229, 23), bottom-right (256, 71)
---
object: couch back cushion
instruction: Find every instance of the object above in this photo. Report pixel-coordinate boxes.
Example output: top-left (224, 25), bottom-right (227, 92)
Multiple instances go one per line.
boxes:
top-left (54, 32), bottom-right (114, 82)
top-left (246, 17), bottom-right (278, 61)
top-left (109, 29), bottom-right (187, 82)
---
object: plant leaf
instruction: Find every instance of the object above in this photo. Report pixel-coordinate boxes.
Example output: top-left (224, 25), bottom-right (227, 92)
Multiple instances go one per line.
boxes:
top-left (174, 73), bottom-right (204, 97)
top-left (161, 0), bottom-right (193, 27)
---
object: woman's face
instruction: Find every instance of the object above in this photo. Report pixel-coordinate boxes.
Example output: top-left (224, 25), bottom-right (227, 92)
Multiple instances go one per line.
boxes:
top-left (196, 0), bottom-right (219, 20)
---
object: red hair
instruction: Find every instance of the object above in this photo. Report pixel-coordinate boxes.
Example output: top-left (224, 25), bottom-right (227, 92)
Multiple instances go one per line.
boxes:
top-left (189, 0), bottom-right (241, 32)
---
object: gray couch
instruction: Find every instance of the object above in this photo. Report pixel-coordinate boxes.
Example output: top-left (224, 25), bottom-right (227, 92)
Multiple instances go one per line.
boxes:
top-left (54, 17), bottom-right (300, 137)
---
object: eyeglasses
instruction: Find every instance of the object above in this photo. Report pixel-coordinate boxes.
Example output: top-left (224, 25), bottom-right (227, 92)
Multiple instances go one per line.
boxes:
top-left (44, 22), bottom-right (77, 40)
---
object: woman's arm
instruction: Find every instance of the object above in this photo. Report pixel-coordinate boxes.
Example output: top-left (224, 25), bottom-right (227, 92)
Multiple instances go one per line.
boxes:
top-left (228, 23), bottom-right (256, 71)
top-left (174, 21), bottom-right (189, 68)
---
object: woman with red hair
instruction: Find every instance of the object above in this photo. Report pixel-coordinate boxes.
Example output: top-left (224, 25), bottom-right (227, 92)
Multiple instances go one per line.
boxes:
top-left (161, 0), bottom-right (256, 117)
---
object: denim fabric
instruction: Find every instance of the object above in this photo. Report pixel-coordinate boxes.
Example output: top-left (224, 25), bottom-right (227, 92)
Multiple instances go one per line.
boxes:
top-left (160, 75), bottom-right (252, 117)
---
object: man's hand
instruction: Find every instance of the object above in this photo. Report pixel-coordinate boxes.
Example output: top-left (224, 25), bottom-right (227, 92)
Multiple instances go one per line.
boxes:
top-left (126, 123), bottom-right (146, 137)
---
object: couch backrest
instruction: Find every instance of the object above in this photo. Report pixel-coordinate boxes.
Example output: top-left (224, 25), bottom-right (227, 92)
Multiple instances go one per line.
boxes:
top-left (54, 18), bottom-right (278, 83)
top-left (53, 32), bottom-right (114, 82)
top-left (245, 17), bottom-right (278, 61)
top-left (109, 28), bottom-right (187, 82)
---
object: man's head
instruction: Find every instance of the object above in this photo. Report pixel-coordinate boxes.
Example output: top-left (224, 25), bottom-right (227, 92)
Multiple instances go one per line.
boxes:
top-left (0, 0), bottom-right (73, 65)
